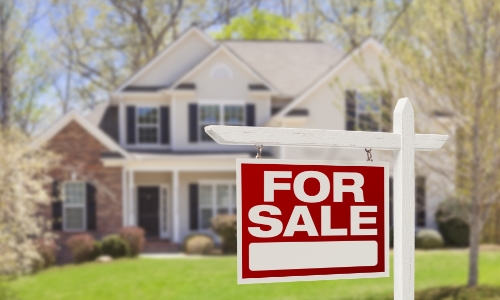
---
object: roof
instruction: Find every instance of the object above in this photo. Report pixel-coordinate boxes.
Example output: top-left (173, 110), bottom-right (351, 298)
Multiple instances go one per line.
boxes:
top-left (224, 41), bottom-right (344, 96)
top-left (31, 110), bottom-right (129, 159)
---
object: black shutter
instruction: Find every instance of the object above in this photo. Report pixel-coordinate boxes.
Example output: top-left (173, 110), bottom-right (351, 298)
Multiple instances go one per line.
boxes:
top-left (188, 104), bottom-right (198, 143)
top-left (86, 183), bottom-right (97, 231)
top-left (416, 176), bottom-right (426, 227)
top-left (381, 91), bottom-right (393, 132)
top-left (189, 184), bottom-right (199, 230)
top-left (160, 106), bottom-right (170, 144)
top-left (51, 181), bottom-right (62, 231)
top-left (345, 90), bottom-right (356, 130)
top-left (246, 104), bottom-right (256, 126)
top-left (126, 106), bottom-right (136, 144)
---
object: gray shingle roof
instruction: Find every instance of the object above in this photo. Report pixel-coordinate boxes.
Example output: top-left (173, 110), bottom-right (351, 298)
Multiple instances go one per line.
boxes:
top-left (224, 41), bottom-right (344, 96)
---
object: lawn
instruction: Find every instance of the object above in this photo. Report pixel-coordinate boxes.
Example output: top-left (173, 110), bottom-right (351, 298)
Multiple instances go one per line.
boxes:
top-left (10, 250), bottom-right (500, 300)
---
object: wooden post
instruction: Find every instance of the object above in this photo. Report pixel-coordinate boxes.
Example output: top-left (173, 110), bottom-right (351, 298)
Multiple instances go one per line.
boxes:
top-left (393, 98), bottom-right (415, 300)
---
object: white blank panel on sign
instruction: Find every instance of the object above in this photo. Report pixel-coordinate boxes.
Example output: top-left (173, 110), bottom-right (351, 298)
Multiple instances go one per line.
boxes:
top-left (249, 241), bottom-right (378, 271)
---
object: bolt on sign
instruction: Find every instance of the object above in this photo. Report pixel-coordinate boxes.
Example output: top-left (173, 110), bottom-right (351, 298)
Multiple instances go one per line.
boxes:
top-left (236, 159), bottom-right (389, 284)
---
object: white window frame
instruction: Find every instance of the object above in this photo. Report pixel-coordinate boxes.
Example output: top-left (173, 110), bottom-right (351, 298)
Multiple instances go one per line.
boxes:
top-left (136, 105), bottom-right (160, 145)
top-left (62, 181), bottom-right (87, 232)
top-left (354, 89), bottom-right (382, 132)
top-left (198, 100), bottom-right (246, 142)
top-left (198, 180), bottom-right (237, 231)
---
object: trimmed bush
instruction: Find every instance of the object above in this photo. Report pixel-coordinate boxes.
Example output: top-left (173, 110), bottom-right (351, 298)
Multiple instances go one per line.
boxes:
top-left (67, 234), bottom-right (95, 263)
top-left (88, 241), bottom-right (102, 261)
top-left (211, 214), bottom-right (237, 254)
top-left (435, 201), bottom-right (470, 247)
top-left (438, 217), bottom-right (470, 247)
top-left (184, 234), bottom-right (215, 255)
top-left (119, 227), bottom-right (145, 257)
top-left (34, 238), bottom-right (57, 271)
top-left (101, 235), bottom-right (129, 258)
top-left (415, 229), bottom-right (444, 249)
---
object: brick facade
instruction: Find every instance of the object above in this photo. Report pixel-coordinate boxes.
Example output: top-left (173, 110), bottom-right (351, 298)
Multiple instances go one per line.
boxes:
top-left (44, 121), bottom-right (122, 263)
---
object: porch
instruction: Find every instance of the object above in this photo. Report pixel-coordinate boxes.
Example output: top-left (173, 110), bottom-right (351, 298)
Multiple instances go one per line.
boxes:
top-left (115, 153), bottom-right (243, 245)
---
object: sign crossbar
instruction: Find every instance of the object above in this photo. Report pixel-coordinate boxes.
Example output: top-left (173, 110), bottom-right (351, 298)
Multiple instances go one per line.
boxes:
top-left (205, 126), bottom-right (447, 151)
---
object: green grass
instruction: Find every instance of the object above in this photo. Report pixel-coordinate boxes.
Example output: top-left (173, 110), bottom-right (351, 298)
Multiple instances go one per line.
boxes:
top-left (10, 250), bottom-right (500, 300)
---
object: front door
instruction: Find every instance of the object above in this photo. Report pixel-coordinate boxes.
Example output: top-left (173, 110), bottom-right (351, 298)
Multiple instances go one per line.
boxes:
top-left (138, 187), bottom-right (160, 237)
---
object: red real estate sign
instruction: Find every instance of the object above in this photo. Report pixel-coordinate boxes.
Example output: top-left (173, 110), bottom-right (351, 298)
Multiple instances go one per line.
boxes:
top-left (237, 159), bottom-right (389, 284)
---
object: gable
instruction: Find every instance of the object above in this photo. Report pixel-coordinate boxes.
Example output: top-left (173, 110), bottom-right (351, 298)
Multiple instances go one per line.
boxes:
top-left (119, 28), bottom-right (215, 91)
top-left (32, 112), bottom-right (129, 158)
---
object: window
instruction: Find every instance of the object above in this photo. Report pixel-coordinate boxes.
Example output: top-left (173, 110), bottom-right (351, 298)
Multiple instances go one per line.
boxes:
top-left (199, 104), bottom-right (245, 141)
top-left (198, 183), bottom-right (237, 230)
top-left (356, 91), bottom-right (381, 132)
top-left (137, 107), bottom-right (159, 144)
top-left (210, 64), bottom-right (233, 79)
top-left (63, 182), bottom-right (86, 231)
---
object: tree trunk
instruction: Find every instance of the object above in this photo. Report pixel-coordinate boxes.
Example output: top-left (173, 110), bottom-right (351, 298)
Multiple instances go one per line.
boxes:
top-left (467, 216), bottom-right (481, 287)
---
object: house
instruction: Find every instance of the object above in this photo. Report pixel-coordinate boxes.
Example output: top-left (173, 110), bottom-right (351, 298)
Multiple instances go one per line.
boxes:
top-left (33, 27), bottom-right (449, 262)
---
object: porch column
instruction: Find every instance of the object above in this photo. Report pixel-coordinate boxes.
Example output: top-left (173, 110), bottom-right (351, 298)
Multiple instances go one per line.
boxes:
top-left (172, 170), bottom-right (180, 243)
top-left (128, 170), bottom-right (135, 226)
top-left (122, 168), bottom-right (127, 226)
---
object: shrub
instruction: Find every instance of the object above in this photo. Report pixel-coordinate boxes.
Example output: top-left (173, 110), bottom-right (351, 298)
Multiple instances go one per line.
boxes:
top-left (88, 241), bottom-right (102, 261)
top-left (34, 239), bottom-right (57, 271)
top-left (438, 217), bottom-right (470, 247)
top-left (435, 201), bottom-right (470, 247)
top-left (184, 234), bottom-right (215, 255)
top-left (101, 235), bottom-right (129, 258)
top-left (67, 234), bottom-right (95, 264)
top-left (119, 227), bottom-right (145, 257)
top-left (415, 229), bottom-right (444, 249)
top-left (211, 214), bottom-right (237, 254)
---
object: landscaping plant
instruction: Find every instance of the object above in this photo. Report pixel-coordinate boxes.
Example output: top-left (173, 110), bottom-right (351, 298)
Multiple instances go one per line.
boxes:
top-left (415, 229), bottom-right (444, 249)
top-left (101, 235), bottom-right (129, 258)
top-left (119, 227), bottom-right (145, 257)
top-left (211, 214), bottom-right (237, 254)
top-left (66, 234), bottom-right (95, 264)
top-left (184, 234), bottom-right (215, 255)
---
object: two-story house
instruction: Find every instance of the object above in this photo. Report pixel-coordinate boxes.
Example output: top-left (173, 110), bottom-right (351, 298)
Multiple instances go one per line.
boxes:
top-left (33, 27), bottom-right (447, 262)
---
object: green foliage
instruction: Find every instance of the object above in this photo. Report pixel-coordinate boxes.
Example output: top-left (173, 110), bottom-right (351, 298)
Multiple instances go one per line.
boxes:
top-left (214, 9), bottom-right (297, 40)
top-left (119, 227), bottom-right (145, 257)
top-left (183, 234), bottom-right (215, 255)
top-left (101, 235), bottom-right (129, 258)
top-left (211, 214), bottom-right (237, 254)
top-left (415, 229), bottom-right (444, 249)
top-left (414, 286), bottom-right (500, 300)
top-left (436, 204), bottom-right (470, 247)
top-left (66, 234), bottom-right (95, 264)
top-left (0, 279), bottom-right (17, 300)
top-left (88, 241), bottom-right (102, 261)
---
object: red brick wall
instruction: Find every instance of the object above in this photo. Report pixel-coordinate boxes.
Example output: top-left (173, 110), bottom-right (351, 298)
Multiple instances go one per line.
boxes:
top-left (44, 121), bottom-right (123, 263)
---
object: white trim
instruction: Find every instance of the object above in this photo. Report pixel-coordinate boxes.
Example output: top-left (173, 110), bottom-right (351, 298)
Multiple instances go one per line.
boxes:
top-left (115, 27), bottom-right (216, 92)
top-left (31, 111), bottom-right (130, 158)
top-left (169, 45), bottom-right (277, 93)
top-left (172, 170), bottom-right (180, 243)
top-left (122, 168), bottom-right (127, 226)
top-left (270, 39), bottom-right (386, 121)
top-left (236, 159), bottom-right (390, 284)
top-left (62, 181), bottom-right (87, 232)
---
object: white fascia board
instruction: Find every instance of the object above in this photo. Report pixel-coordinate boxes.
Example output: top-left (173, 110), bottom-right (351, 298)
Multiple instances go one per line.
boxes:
top-left (270, 38), bottom-right (387, 121)
top-left (114, 27), bottom-right (216, 93)
top-left (31, 111), bottom-right (130, 159)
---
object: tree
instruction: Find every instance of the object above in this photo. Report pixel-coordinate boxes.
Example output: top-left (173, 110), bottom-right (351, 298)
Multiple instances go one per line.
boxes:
top-left (213, 8), bottom-right (297, 40)
top-left (385, 0), bottom-right (500, 287)
top-left (0, 0), bottom-right (51, 132)
top-left (0, 128), bottom-right (58, 275)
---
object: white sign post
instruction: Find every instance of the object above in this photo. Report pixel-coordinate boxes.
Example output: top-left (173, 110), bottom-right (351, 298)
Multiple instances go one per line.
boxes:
top-left (205, 98), bottom-right (448, 300)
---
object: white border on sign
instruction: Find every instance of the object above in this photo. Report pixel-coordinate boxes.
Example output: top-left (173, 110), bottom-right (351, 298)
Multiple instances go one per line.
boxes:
top-left (236, 159), bottom-right (390, 285)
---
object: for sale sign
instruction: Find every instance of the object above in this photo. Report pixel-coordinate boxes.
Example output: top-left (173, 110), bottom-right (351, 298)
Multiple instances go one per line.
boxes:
top-left (237, 159), bottom-right (389, 284)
